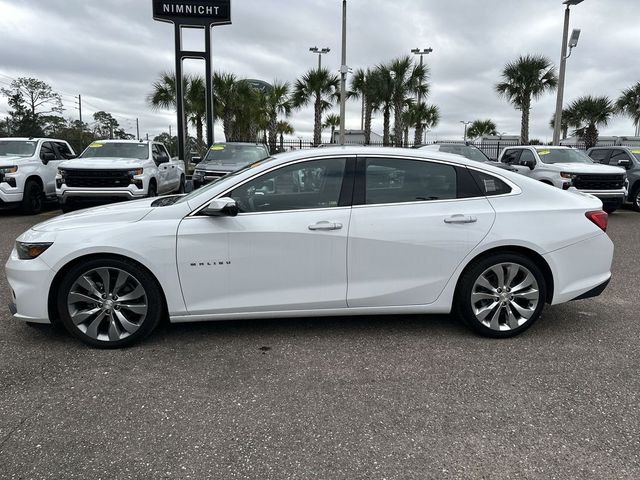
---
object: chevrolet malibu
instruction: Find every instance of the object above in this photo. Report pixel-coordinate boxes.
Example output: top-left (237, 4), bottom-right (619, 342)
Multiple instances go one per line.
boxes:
top-left (5, 147), bottom-right (613, 348)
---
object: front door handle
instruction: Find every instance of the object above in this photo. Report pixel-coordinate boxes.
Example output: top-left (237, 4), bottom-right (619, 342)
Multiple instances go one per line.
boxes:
top-left (444, 215), bottom-right (477, 224)
top-left (308, 221), bottom-right (343, 231)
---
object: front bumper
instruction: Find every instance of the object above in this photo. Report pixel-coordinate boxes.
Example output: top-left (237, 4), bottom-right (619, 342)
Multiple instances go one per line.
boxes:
top-left (57, 188), bottom-right (147, 204)
top-left (5, 248), bottom-right (55, 324)
top-left (0, 186), bottom-right (23, 206)
top-left (577, 188), bottom-right (626, 200)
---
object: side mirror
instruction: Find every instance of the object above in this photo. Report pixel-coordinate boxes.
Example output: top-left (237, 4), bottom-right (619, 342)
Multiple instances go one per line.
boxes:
top-left (192, 156), bottom-right (202, 165)
top-left (522, 159), bottom-right (535, 169)
top-left (618, 159), bottom-right (631, 169)
top-left (202, 197), bottom-right (238, 217)
top-left (41, 152), bottom-right (56, 164)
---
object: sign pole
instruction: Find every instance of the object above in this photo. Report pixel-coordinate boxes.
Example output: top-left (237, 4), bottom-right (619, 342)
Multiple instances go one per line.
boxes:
top-left (174, 23), bottom-right (186, 162)
top-left (205, 25), bottom-right (214, 146)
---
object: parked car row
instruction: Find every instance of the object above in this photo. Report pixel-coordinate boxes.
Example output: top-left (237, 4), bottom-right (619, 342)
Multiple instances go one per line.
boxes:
top-left (0, 137), bottom-right (185, 214)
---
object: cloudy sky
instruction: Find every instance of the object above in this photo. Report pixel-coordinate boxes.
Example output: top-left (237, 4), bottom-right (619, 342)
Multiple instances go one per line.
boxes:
top-left (1, 0), bottom-right (639, 143)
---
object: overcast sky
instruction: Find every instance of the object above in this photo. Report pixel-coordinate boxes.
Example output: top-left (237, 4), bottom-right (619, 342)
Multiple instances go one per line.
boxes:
top-left (1, 0), bottom-right (639, 143)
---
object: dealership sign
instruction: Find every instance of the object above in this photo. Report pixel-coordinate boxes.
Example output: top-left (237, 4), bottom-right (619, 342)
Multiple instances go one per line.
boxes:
top-left (153, 0), bottom-right (231, 26)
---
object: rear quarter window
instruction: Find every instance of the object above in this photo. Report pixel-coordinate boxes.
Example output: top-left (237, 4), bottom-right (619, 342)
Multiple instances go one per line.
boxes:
top-left (470, 170), bottom-right (513, 196)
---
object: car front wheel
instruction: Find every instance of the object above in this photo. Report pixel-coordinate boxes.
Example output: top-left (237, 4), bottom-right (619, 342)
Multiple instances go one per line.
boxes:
top-left (456, 253), bottom-right (547, 338)
top-left (57, 257), bottom-right (163, 348)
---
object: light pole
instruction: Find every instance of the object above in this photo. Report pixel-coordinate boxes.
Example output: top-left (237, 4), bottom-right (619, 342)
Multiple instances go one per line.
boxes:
top-left (338, 0), bottom-right (347, 146)
top-left (553, 0), bottom-right (584, 145)
top-left (460, 121), bottom-right (471, 142)
top-left (410, 47), bottom-right (433, 106)
top-left (309, 47), bottom-right (330, 70)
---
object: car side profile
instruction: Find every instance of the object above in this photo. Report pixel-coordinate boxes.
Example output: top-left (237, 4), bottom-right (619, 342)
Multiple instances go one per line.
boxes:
top-left (587, 146), bottom-right (640, 211)
top-left (6, 147), bottom-right (614, 348)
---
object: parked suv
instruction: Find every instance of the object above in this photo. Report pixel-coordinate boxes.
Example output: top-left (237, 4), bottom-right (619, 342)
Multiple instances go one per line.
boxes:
top-left (56, 140), bottom-right (185, 211)
top-left (587, 146), bottom-right (640, 211)
top-left (0, 137), bottom-right (76, 214)
top-left (192, 143), bottom-right (270, 188)
top-left (499, 146), bottom-right (626, 213)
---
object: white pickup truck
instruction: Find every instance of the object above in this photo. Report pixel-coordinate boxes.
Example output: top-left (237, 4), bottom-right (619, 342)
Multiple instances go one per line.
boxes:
top-left (56, 139), bottom-right (185, 212)
top-left (0, 137), bottom-right (77, 214)
top-left (499, 146), bottom-right (627, 213)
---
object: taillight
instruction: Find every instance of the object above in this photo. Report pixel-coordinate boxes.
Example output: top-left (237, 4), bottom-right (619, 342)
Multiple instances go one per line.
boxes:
top-left (585, 210), bottom-right (608, 232)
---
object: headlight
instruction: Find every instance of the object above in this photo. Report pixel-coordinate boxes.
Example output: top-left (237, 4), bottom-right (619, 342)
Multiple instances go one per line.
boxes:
top-left (0, 166), bottom-right (18, 174)
top-left (15, 241), bottom-right (53, 260)
top-left (57, 168), bottom-right (66, 179)
top-left (560, 172), bottom-right (577, 179)
top-left (128, 168), bottom-right (144, 177)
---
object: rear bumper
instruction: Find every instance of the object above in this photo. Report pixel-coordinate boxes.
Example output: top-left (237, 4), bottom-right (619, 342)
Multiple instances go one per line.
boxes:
top-left (543, 233), bottom-right (614, 305)
top-left (571, 277), bottom-right (610, 301)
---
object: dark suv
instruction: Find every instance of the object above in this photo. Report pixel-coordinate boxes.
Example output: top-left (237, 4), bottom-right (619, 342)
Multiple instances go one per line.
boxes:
top-left (587, 146), bottom-right (640, 211)
top-left (192, 143), bottom-right (270, 188)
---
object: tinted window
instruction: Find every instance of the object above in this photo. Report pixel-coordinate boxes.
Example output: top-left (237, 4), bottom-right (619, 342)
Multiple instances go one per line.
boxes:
top-left (152, 144), bottom-right (168, 162)
top-left (588, 149), bottom-right (610, 164)
top-left (610, 149), bottom-right (631, 165)
top-left (501, 149), bottom-right (520, 164)
top-left (229, 158), bottom-right (347, 213)
top-left (470, 171), bottom-right (512, 196)
top-left (204, 144), bottom-right (269, 165)
top-left (40, 142), bottom-right (58, 160)
top-left (365, 158), bottom-right (456, 205)
top-left (54, 142), bottom-right (75, 159)
top-left (519, 149), bottom-right (536, 165)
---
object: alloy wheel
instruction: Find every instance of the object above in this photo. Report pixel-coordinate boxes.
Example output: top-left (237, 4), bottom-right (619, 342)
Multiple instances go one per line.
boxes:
top-left (470, 262), bottom-right (540, 331)
top-left (67, 267), bottom-right (148, 342)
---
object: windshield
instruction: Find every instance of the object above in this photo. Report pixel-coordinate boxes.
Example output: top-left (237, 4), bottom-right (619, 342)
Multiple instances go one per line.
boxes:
top-left (176, 157), bottom-right (272, 204)
top-left (0, 140), bottom-right (37, 157)
top-left (202, 144), bottom-right (267, 166)
top-left (537, 148), bottom-right (593, 164)
top-left (80, 142), bottom-right (149, 160)
top-left (631, 149), bottom-right (640, 162)
top-left (439, 145), bottom-right (489, 162)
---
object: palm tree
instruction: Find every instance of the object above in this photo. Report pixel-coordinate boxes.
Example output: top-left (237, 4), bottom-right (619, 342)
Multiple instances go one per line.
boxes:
top-left (276, 120), bottom-right (294, 151)
top-left (549, 107), bottom-right (579, 140)
top-left (369, 67), bottom-right (394, 146)
top-left (292, 68), bottom-right (340, 146)
top-left (323, 113), bottom-right (341, 143)
top-left (413, 104), bottom-right (440, 145)
top-left (616, 82), bottom-right (640, 136)
top-left (147, 72), bottom-right (206, 150)
top-left (349, 68), bottom-right (380, 145)
top-left (566, 95), bottom-right (617, 149)
top-left (495, 54), bottom-right (558, 144)
top-left (384, 56), bottom-right (428, 147)
top-left (264, 81), bottom-right (291, 153)
top-left (466, 119), bottom-right (498, 140)
top-left (212, 72), bottom-right (239, 141)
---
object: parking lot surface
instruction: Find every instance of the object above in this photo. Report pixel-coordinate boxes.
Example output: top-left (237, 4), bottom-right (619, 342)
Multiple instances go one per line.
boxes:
top-left (1, 207), bottom-right (639, 479)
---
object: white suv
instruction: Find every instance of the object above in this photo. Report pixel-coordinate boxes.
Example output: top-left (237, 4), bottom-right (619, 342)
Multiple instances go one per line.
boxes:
top-left (498, 146), bottom-right (627, 213)
top-left (56, 140), bottom-right (185, 211)
top-left (0, 137), bottom-right (76, 214)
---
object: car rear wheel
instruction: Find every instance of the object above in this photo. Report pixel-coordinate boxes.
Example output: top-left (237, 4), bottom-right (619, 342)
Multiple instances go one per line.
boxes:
top-left (57, 258), bottom-right (163, 348)
top-left (632, 186), bottom-right (640, 212)
top-left (456, 253), bottom-right (547, 338)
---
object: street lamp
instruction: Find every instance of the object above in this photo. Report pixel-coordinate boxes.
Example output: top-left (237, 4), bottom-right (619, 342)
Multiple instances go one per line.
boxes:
top-left (309, 46), bottom-right (331, 70)
top-left (338, 0), bottom-right (347, 146)
top-left (460, 121), bottom-right (471, 142)
top-left (411, 47), bottom-right (433, 105)
top-left (552, 0), bottom-right (584, 145)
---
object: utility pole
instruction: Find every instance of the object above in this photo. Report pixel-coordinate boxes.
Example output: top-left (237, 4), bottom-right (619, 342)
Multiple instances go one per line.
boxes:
top-left (338, 0), bottom-right (347, 146)
top-left (169, 125), bottom-right (172, 137)
top-left (460, 121), bottom-right (471, 142)
top-left (75, 95), bottom-right (83, 147)
top-left (136, 118), bottom-right (140, 140)
top-left (411, 48), bottom-right (433, 107)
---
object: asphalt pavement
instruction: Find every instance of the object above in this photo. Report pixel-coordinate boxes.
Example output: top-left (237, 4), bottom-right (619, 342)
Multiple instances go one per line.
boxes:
top-left (0, 206), bottom-right (639, 479)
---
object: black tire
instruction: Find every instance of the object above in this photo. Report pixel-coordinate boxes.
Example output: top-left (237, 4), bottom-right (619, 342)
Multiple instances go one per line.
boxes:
top-left (56, 257), bottom-right (163, 348)
top-left (456, 252), bottom-right (547, 338)
top-left (177, 175), bottom-right (185, 194)
top-left (20, 180), bottom-right (44, 214)
top-left (147, 181), bottom-right (157, 198)
top-left (603, 206), bottom-right (618, 214)
top-left (631, 185), bottom-right (640, 212)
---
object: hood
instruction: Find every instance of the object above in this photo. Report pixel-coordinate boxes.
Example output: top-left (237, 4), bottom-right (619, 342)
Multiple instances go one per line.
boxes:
top-left (32, 198), bottom-right (156, 232)
top-left (550, 163), bottom-right (626, 174)
top-left (59, 157), bottom-right (146, 169)
top-left (0, 156), bottom-right (31, 167)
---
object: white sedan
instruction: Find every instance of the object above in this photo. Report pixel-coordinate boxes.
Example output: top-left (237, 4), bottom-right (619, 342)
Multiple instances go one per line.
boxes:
top-left (5, 147), bottom-right (613, 347)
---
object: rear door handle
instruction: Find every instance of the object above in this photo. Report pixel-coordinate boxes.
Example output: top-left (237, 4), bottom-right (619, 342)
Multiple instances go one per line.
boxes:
top-left (308, 221), bottom-right (343, 231)
top-left (444, 215), bottom-right (477, 224)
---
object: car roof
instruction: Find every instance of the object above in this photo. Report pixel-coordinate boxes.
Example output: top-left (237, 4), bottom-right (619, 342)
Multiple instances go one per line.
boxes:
top-left (0, 137), bottom-right (67, 143)
top-left (92, 139), bottom-right (152, 144)
top-left (210, 142), bottom-right (266, 147)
